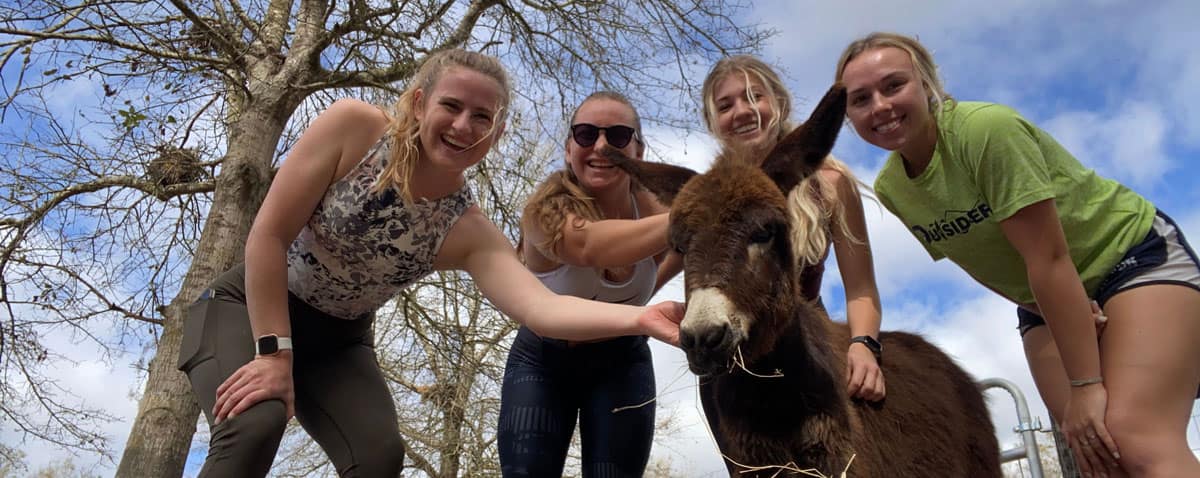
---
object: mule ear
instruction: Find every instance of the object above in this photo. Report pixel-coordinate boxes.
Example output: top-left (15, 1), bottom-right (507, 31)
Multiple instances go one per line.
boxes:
top-left (603, 147), bottom-right (697, 207)
top-left (761, 83), bottom-right (847, 195)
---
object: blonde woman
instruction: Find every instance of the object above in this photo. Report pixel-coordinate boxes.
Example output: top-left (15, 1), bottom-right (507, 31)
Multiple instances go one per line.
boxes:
top-left (836, 31), bottom-right (1200, 478)
top-left (178, 50), bottom-right (684, 477)
top-left (701, 55), bottom-right (886, 401)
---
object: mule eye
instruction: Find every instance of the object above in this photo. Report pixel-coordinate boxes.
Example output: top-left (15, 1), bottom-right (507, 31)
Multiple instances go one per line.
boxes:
top-left (748, 226), bottom-right (774, 244)
top-left (673, 242), bottom-right (687, 255)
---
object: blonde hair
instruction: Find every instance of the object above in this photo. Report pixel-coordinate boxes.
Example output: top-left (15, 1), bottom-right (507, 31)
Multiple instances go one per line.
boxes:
top-left (787, 156), bottom-right (864, 267)
top-left (523, 91), bottom-right (644, 259)
top-left (835, 32), bottom-right (954, 116)
top-left (375, 49), bottom-right (512, 201)
top-left (702, 55), bottom-right (865, 267)
top-left (701, 55), bottom-right (796, 149)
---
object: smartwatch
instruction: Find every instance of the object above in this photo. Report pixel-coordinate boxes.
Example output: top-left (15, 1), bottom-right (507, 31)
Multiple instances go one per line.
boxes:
top-left (850, 335), bottom-right (882, 361)
top-left (255, 334), bottom-right (293, 356)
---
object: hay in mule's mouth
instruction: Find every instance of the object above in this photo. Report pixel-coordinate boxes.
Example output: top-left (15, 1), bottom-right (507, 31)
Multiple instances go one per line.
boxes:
top-left (724, 452), bottom-right (856, 477)
top-left (611, 364), bottom-right (697, 414)
top-left (729, 345), bottom-right (784, 378)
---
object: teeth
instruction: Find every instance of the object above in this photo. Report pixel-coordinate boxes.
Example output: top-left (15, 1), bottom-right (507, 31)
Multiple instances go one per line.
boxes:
top-left (586, 160), bottom-right (614, 169)
top-left (733, 124), bottom-right (758, 134)
top-left (443, 136), bottom-right (468, 149)
top-left (875, 118), bottom-right (901, 134)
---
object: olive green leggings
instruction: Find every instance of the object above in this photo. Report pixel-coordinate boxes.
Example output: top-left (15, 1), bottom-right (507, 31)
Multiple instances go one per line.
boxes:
top-left (178, 264), bottom-right (404, 477)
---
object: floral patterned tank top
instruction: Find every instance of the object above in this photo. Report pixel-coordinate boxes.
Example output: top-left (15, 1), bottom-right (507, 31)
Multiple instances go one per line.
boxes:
top-left (287, 139), bottom-right (474, 319)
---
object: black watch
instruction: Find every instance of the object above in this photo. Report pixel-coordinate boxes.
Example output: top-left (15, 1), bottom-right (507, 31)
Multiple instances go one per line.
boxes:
top-left (255, 334), bottom-right (293, 356)
top-left (850, 335), bottom-right (882, 361)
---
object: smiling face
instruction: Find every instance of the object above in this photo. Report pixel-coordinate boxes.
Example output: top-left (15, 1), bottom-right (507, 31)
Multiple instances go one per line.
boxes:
top-left (603, 84), bottom-right (847, 377)
top-left (565, 97), bottom-right (643, 193)
top-left (414, 66), bottom-right (507, 174)
top-left (710, 71), bottom-right (783, 158)
top-left (840, 46), bottom-right (937, 162)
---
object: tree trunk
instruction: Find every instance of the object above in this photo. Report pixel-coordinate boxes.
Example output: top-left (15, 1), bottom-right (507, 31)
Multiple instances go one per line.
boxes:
top-left (115, 104), bottom-right (287, 477)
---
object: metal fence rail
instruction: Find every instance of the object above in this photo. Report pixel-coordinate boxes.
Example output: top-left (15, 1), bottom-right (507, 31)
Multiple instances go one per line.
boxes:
top-left (980, 377), bottom-right (1046, 478)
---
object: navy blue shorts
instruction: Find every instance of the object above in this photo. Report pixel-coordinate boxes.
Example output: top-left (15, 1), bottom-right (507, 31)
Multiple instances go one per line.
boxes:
top-left (1017, 210), bottom-right (1200, 336)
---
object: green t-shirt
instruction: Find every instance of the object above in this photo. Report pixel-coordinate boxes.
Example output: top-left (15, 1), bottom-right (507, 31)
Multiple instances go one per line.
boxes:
top-left (874, 101), bottom-right (1155, 304)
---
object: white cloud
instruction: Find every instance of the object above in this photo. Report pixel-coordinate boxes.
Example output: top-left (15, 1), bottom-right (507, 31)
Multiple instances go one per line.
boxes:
top-left (1042, 101), bottom-right (1171, 189)
top-left (1, 326), bottom-right (144, 475)
top-left (643, 124), bottom-right (720, 173)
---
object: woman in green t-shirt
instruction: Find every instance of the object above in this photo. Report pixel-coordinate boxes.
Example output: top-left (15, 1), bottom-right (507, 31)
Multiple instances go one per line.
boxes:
top-left (835, 32), bottom-right (1200, 478)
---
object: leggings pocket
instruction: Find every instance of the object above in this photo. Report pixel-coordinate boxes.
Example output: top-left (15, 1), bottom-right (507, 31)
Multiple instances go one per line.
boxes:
top-left (177, 296), bottom-right (252, 373)
top-left (177, 299), bottom-right (212, 372)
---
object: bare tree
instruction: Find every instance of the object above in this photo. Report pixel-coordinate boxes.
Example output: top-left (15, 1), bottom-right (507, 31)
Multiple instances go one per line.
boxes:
top-left (0, 0), bottom-right (769, 476)
top-left (1003, 431), bottom-right (1066, 478)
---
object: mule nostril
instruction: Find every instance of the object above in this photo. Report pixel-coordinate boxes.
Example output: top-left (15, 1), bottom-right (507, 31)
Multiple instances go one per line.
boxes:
top-left (680, 329), bottom-right (698, 350)
top-left (698, 322), bottom-right (730, 350)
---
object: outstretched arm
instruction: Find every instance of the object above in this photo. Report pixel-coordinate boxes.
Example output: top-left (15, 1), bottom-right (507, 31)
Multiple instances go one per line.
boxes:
top-left (525, 211), bottom-right (669, 269)
top-left (825, 169), bottom-right (885, 402)
top-left (441, 209), bottom-right (683, 345)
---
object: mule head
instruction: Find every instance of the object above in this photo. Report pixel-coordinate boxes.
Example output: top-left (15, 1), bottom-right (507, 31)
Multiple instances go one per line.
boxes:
top-left (606, 84), bottom-right (847, 376)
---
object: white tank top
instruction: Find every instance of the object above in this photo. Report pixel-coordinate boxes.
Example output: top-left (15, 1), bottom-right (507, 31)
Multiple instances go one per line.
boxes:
top-left (532, 194), bottom-right (658, 306)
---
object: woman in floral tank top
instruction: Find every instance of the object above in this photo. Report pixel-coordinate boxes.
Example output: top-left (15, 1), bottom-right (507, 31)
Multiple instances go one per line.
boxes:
top-left (178, 49), bottom-right (685, 477)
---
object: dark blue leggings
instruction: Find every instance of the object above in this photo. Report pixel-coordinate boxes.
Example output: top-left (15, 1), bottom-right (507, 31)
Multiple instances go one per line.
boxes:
top-left (497, 327), bottom-right (656, 477)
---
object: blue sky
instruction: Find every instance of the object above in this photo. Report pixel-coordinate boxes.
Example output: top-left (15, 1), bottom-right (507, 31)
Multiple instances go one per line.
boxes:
top-left (5, 0), bottom-right (1199, 476)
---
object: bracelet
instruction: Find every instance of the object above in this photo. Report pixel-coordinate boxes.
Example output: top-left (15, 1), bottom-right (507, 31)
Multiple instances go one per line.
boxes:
top-left (1069, 376), bottom-right (1103, 387)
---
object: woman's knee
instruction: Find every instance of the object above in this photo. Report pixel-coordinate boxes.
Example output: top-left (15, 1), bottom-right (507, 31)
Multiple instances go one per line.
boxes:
top-left (1104, 402), bottom-right (1182, 472)
top-left (341, 432), bottom-right (405, 477)
top-left (213, 399), bottom-right (288, 442)
top-left (205, 400), bottom-right (288, 475)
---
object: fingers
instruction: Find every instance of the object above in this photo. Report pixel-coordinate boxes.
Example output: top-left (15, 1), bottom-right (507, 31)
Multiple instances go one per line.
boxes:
top-left (665, 300), bottom-right (686, 324)
top-left (213, 369), bottom-right (250, 423)
top-left (845, 346), bottom-right (887, 401)
top-left (1093, 422), bottom-right (1121, 464)
top-left (1071, 426), bottom-right (1120, 477)
top-left (1064, 384), bottom-right (1117, 476)
top-left (215, 378), bottom-right (258, 423)
top-left (1072, 433), bottom-right (1108, 477)
top-left (213, 360), bottom-right (291, 424)
top-left (854, 369), bottom-right (885, 401)
top-left (867, 372), bottom-right (886, 401)
top-left (645, 302), bottom-right (684, 346)
top-left (1091, 300), bottom-right (1107, 335)
top-left (846, 361), bottom-right (865, 397)
top-left (228, 389), bottom-right (269, 420)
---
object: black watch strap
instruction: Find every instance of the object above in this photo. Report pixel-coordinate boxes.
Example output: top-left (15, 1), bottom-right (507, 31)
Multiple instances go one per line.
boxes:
top-left (850, 335), bottom-right (882, 361)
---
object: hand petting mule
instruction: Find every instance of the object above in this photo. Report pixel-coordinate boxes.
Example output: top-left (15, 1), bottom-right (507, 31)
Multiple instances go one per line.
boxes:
top-left (604, 84), bottom-right (1002, 477)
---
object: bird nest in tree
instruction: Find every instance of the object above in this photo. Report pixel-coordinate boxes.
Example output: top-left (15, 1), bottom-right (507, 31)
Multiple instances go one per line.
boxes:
top-left (146, 145), bottom-right (204, 186)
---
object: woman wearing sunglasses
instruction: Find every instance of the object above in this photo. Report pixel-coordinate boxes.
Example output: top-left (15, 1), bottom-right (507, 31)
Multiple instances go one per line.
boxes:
top-left (497, 91), bottom-right (680, 477)
top-left (694, 55), bottom-right (888, 451)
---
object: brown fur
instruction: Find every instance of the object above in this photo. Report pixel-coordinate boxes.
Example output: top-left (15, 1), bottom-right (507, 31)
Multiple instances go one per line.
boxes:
top-left (605, 84), bottom-right (1002, 477)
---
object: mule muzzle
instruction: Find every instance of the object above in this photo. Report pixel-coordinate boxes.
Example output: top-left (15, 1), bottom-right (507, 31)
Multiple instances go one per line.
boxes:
top-left (679, 288), bottom-right (749, 377)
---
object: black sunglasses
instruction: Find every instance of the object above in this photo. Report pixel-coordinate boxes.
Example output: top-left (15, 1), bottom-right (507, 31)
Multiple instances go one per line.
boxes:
top-left (570, 123), bottom-right (640, 149)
